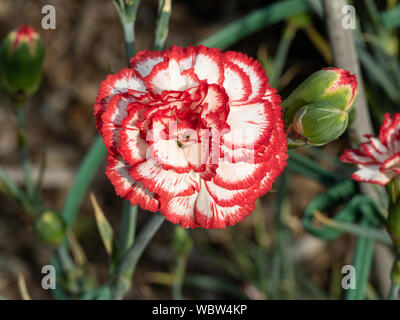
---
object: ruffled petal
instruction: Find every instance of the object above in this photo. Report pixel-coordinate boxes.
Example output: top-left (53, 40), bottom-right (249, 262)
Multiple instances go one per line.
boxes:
top-left (148, 139), bottom-right (190, 172)
top-left (94, 68), bottom-right (146, 132)
top-left (361, 141), bottom-right (388, 163)
top-left (381, 152), bottom-right (400, 174)
top-left (212, 159), bottom-right (267, 190)
top-left (119, 105), bottom-right (149, 166)
top-left (105, 155), bottom-right (159, 211)
top-left (130, 160), bottom-right (199, 200)
top-left (340, 148), bottom-right (376, 165)
top-left (222, 101), bottom-right (274, 150)
top-left (379, 113), bottom-right (400, 152)
top-left (193, 45), bottom-right (224, 86)
top-left (222, 60), bottom-right (251, 102)
top-left (159, 193), bottom-right (198, 228)
top-left (194, 180), bottom-right (255, 228)
top-left (144, 57), bottom-right (200, 95)
top-left (223, 51), bottom-right (267, 104)
top-left (101, 94), bottom-right (135, 152)
top-left (200, 84), bottom-right (230, 130)
top-left (129, 49), bottom-right (167, 77)
top-left (351, 164), bottom-right (395, 186)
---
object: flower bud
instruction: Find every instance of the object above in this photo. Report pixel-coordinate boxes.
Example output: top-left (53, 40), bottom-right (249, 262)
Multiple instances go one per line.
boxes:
top-left (35, 210), bottom-right (66, 246)
top-left (289, 102), bottom-right (349, 147)
top-left (0, 25), bottom-right (44, 101)
top-left (283, 68), bottom-right (358, 127)
top-left (387, 198), bottom-right (400, 250)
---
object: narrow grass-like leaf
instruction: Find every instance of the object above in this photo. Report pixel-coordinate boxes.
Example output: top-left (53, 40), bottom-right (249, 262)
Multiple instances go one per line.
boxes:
top-left (199, 0), bottom-right (309, 49)
top-left (90, 192), bottom-right (114, 257)
top-left (17, 274), bottom-right (31, 300)
top-left (312, 210), bottom-right (391, 244)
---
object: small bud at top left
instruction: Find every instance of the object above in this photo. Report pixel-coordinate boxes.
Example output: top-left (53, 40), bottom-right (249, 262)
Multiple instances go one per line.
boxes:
top-left (0, 25), bottom-right (44, 102)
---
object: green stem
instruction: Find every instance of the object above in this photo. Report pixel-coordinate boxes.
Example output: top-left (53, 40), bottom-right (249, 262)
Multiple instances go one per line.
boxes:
top-left (345, 205), bottom-right (376, 300)
top-left (154, 0), bottom-right (172, 51)
top-left (0, 165), bottom-right (33, 214)
top-left (388, 283), bottom-right (400, 299)
top-left (122, 22), bottom-right (135, 65)
top-left (270, 22), bottom-right (297, 88)
top-left (14, 105), bottom-right (34, 201)
top-left (388, 254), bottom-right (400, 299)
top-left (172, 254), bottom-right (186, 300)
top-left (118, 201), bottom-right (138, 257)
top-left (111, 213), bottom-right (165, 299)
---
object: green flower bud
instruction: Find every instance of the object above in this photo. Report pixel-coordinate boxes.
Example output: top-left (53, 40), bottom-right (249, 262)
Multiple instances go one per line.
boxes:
top-left (35, 210), bottom-right (66, 246)
top-left (289, 102), bottom-right (349, 147)
top-left (387, 197), bottom-right (400, 249)
top-left (0, 25), bottom-right (44, 101)
top-left (283, 68), bottom-right (358, 127)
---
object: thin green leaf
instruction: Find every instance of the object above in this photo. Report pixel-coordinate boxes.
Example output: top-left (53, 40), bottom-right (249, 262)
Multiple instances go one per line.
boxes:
top-left (90, 192), bottom-right (114, 257)
top-left (199, 0), bottom-right (309, 49)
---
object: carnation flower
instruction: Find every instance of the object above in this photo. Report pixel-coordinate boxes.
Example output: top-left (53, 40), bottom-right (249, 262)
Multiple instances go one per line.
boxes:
top-left (94, 45), bottom-right (287, 228)
top-left (340, 113), bottom-right (400, 186)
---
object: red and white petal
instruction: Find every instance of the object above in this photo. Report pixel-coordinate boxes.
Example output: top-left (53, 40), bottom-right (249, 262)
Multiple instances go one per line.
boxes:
top-left (263, 87), bottom-right (282, 108)
top-left (119, 105), bottom-right (149, 165)
top-left (369, 136), bottom-right (388, 154)
top-left (205, 180), bottom-right (257, 206)
top-left (176, 46), bottom-right (196, 71)
top-left (105, 155), bottom-right (159, 211)
top-left (126, 180), bottom-right (160, 212)
top-left (379, 113), bottom-right (400, 151)
top-left (94, 68), bottom-right (146, 131)
top-left (144, 58), bottom-right (200, 95)
top-left (222, 101), bottom-right (274, 150)
top-left (200, 84), bottom-right (229, 129)
top-left (351, 164), bottom-right (396, 186)
top-left (255, 143), bottom-right (288, 196)
top-left (221, 144), bottom-right (258, 163)
top-left (120, 127), bottom-right (148, 166)
top-left (129, 49), bottom-right (166, 77)
top-left (159, 193), bottom-right (198, 228)
top-left (340, 148), bottom-right (376, 165)
top-left (212, 159), bottom-right (267, 190)
top-left (224, 51), bottom-right (267, 103)
top-left (101, 95), bottom-right (135, 151)
top-left (182, 142), bottom-right (208, 171)
top-left (381, 153), bottom-right (400, 174)
top-left (361, 142), bottom-right (388, 163)
top-left (148, 139), bottom-right (190, 172)
top-left (95, 69), bottom-right (145, 104)
top-left (194, 180), bottom-right (254, 228)
top-left (131, 160), bottom-right (199, 200)
top-left (193, 45), bottom-right (224, 86)
top-left (222, 61), bottom-right (251, 102)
